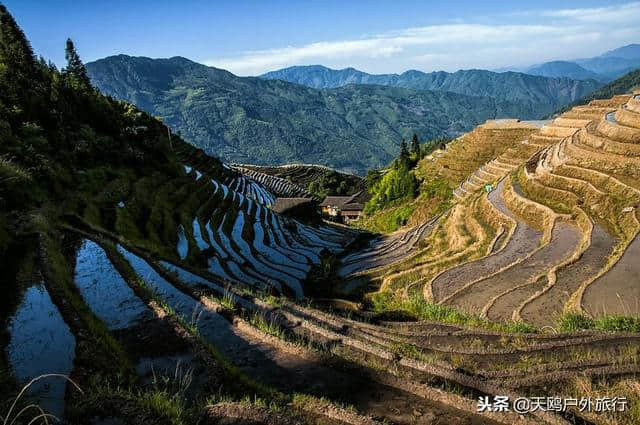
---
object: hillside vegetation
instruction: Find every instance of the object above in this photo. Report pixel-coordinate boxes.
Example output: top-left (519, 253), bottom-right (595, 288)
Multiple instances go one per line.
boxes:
top-left (88, 56), bottom-right (598, 174)
top-left (231, 163), bottom-right (365, 198)
top-left (4, 5), bottom-right (640, 425)
top-left (560, 67), bottom-right (640, 112)
top-left (261, 65), bottom-right (602, 115)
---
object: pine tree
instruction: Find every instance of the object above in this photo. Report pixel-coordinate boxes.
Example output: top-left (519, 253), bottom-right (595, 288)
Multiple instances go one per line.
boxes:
top-left (64, 38), bottom-right (91, 89)
top-left (0, 4), bottom-right (38, 121)
top-left (410, 133), bottom-right (420, 157)
top-left (394, 138), bottom-right (409, 170)
top-left (399, 138), bottom-right (409, 159)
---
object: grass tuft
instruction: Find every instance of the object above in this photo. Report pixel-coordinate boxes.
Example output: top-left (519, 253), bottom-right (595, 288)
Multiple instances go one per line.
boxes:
top-left (370, 292), bottom-right (537, 333)
top-left (558, 312), bottom-right (640, 333)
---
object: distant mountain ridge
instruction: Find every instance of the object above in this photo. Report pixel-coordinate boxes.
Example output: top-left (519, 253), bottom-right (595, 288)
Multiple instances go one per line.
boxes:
top-left (522, 44), bottom-right (640, 82)
top-left (554, 67), bottom-right (640, 115)
top-left (87, 55), bottom-right (553, 174)
top-left (524, 61), bottom-right (604, 82)
top-left (261, 65), bottom-right (602, 114)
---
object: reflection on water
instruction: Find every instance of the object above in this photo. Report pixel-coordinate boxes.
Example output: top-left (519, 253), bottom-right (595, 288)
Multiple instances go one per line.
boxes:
top-left (177, 225), bottom-right (188, 260)
top-left (74, 239), bottom-right (150, 330)
top-left (6, 283), bottom-right (75, 418)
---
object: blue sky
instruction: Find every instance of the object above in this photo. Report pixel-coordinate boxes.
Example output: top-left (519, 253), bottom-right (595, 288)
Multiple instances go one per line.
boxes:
top-left (5, 1), bottom-right (640, 75)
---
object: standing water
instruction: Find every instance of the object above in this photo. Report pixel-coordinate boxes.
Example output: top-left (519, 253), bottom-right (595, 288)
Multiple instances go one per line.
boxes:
top-left (6, 282), bottom-right (75, 418)
top-left (74, 239), bottom-right (150, 330)
top-left (177, 225), bottom-right (188, 260)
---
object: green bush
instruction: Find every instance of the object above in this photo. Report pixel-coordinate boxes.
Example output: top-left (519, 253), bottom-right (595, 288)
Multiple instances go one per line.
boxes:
top-left (557, 312), bottom-right (640, 333)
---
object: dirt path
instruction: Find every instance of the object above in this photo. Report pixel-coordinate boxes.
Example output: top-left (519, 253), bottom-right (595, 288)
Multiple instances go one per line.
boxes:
top-left (432, 180), bottom-right (542, 302)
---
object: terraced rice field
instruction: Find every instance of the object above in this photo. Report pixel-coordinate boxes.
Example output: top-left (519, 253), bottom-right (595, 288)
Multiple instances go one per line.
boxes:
top-left (24, 226), bottom-right (637, 424)
top-left (232, 163), bottom-right (366, 196)
top-left (5, 94), bottom-right (640, 425)
top-left (363, 92), bottom-right (640, 328)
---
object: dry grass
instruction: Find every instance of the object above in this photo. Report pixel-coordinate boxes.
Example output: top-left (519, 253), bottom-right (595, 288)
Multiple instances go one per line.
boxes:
top-left (2, 374), bottom-right (83, 425)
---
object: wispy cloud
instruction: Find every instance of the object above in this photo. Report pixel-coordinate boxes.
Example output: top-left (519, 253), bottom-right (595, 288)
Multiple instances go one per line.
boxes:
top-left (205, 2), bottom-right (640, 76)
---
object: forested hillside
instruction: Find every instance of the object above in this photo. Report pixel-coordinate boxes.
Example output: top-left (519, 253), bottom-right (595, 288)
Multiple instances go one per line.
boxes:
top-left (554, 67), bottom-right (640, 115)
top-left (261, 65), bottom-right (602, 112)
top-left (87, 56), bottom-right (590, 174)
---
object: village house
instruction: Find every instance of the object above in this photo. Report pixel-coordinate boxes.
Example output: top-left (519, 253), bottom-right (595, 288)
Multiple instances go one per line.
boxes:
top-left (318, 191), bottom-right (367, 224)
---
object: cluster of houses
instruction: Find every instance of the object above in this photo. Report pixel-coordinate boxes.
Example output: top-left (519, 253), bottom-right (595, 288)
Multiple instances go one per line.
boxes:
top-left (272, 191), bottom-right (367, 224)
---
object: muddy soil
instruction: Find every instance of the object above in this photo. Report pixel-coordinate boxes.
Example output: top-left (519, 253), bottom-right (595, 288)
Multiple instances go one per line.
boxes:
top-left (339, 220), bottom-right (435, 277)
top-left (226, 335), bottom-right (504, 425)
top-left (119, 248), bottom-right (507, 424)
top-left (583, 214), bottom-right (640, 316)
top-left (485, 276), bottom-right (548, 322)
top-left (431, 180), bottom-right (542, 301)
top-left (521, 224), bottom-right (618, 326)
top-left (446, 222), bottom-right (581, 318)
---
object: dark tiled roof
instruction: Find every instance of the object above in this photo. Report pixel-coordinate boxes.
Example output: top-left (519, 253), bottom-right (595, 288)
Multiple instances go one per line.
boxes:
top-left (272, 197), bottom-right (314, 214)
top-left (348, 190), bottom-right (370, 204)
top-left (318, 196), bottom-right (354, 207)
top-left (341, 203), bottom-right (363, 212)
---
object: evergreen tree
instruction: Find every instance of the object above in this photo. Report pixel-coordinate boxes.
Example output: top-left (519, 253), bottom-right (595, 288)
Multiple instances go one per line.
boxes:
top-left (0, 4), bottom-right (37, 122)
top-left (398, 139), bottom-right (409, 168)
top-left (410, 133), bottom-right (420, 157)
top-left (64, 38), bottom-right (91, 89)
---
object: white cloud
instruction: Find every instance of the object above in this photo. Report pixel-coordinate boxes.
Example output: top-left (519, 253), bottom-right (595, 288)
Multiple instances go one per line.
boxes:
top-left (204, 2), bottom-right (640, 76)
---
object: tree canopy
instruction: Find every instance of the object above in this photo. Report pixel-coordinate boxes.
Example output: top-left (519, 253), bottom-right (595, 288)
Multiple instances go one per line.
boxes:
top-left (64, 38), bottom-right (92, 89)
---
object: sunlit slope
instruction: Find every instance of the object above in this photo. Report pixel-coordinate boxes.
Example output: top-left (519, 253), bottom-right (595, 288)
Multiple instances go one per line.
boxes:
top-left (345, 92), bottom-right (640, 330)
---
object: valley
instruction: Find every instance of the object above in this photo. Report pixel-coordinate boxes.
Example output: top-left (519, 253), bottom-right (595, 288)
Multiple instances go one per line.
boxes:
top-left (86, 56), bottom-right (601, 175)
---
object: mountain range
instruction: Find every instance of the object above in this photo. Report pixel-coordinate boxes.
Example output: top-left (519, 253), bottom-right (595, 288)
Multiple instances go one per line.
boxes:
top-left (261, 66), bottom-right (601, 109)
top-left (87, 55), bottom-right (601, 174)
top-left (520, 44), bottom-right (640, 82)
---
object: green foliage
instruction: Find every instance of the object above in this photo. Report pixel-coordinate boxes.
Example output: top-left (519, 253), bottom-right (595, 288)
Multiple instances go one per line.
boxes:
top-left (557, 312), bottom-right (596, 332)
top-left (420, 175), bottom-right (453, 199)
top-left (262, 65), bottom-right (602, 115)
top-left (86, 56), bottom-right (591, 174)
top-left (64, 38), bottom-right (92, 90)
top-left (360, 134), bottom-right (453, 232)
top-left (557, 312), bottom-right (640, 333)
top-left (594, 316), bottom-right (640, 333)
top-left (249, 312), bottom-right (284, 339)
top-left (364, 163), bottom-right (418, 215)
top-left (360, 203), bottom-right (416, 233)
top-left (555, 67), bottom-right (640, 115)
top-left (410, 133), bottom-right (420, 159)
top-left (306, 171), bottom-right (353, 198)
top-left (421, 137), bottom-right (453, 156)
top-left (0, 5), bottom-right (208, 216)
